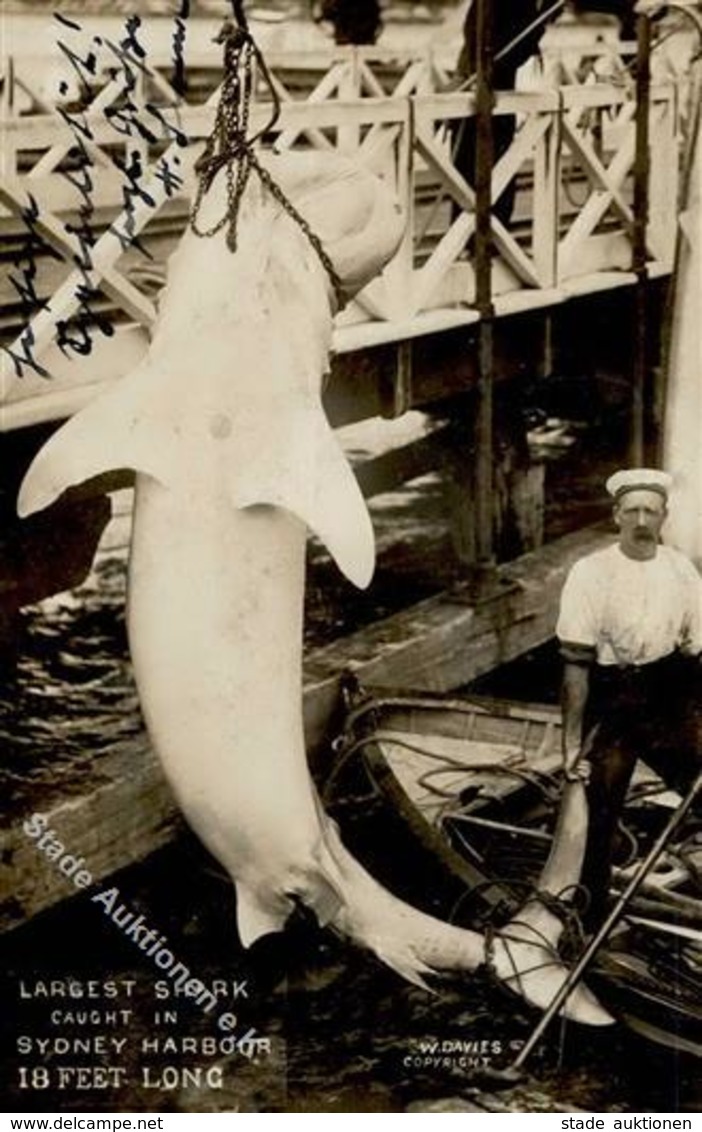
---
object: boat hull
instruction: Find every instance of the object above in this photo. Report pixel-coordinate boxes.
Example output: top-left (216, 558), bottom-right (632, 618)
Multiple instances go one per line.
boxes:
top-left (325, 682), bottom-right (702, 1053)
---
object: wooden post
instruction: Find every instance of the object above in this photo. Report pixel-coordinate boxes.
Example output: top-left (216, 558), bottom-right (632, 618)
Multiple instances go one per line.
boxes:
top-left (338, 48), bottom-right (362, 153)
top-left (0, 55), bottom-right (17, 179)
top-left (632, 11), bottom-right (651, 464)
top-left (532, 97), bottom-right (560, 290)
top-left (473, 0), bottom-right (495, 571)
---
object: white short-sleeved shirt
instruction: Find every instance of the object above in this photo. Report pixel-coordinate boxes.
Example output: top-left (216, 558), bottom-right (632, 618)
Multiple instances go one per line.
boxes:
top-left (556, 543), bottom-right (702, 666)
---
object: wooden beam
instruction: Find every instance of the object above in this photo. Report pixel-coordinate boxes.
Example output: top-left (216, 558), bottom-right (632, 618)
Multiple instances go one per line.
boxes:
top-left (4, 278), bottom-right (654, 435)
top-left (412, 211), bottom-right (476, 314)
top-left (473, 0), bottom-right (495, 571)
top-left (268, 64), bottom-right (342, 152)
top-left (318, 525), bottom-right (612, 745)
top-left (353, 427), bottom-right (450, 497)
top-left (532, 108), bottom-right (560, 289)
top-left (632, 11), bottom-right (652, 465)
top-left (0, 523), bottom-right (612, 932)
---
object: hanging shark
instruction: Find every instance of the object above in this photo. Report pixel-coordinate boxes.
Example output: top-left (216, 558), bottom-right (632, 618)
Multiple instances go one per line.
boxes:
top-left (18, 150), bottom-right (611, 1025)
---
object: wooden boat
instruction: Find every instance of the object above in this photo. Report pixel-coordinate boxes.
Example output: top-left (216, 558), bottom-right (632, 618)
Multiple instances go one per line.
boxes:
top-left (322, 677), bottom-right (702, 1056)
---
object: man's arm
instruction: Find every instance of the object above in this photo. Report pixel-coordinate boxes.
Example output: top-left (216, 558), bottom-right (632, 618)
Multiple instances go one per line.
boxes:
top-left (561, 660), bottom-right (591, 780)
top-left (557, 557), bottom-right (599, 779)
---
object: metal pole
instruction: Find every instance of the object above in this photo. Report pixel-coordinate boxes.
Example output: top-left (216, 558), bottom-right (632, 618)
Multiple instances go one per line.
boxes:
top-left (632, 11), bottom-right (651, 464)
top-left (474, 0), bottom-right (495, 570)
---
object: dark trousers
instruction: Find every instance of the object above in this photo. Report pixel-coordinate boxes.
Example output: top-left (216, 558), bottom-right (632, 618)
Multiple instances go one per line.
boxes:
top-left (580, 652), bottom-right (702, 926)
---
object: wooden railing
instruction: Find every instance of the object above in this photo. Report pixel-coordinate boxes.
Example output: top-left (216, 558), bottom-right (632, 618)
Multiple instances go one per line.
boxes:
top-left (0, 39), bottom-right (683, 430)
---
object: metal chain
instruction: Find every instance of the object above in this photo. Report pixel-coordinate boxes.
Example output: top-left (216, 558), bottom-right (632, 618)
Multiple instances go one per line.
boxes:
top-left (252, 155), bottom-right (346, 305)
top-left (189, 24), bottom-right (255, 247)
top-left (189, 14), bottom-right (346, 306)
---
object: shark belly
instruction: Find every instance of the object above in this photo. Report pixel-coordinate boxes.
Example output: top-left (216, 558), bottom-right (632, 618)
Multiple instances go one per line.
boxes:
top-left (128, 474), bottom-right (330, 943)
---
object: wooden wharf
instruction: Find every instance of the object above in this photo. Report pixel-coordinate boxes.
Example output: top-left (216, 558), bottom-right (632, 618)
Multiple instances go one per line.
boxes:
top-left (0, 17), bottom-right (681, 428)
top-left (0, 9), bottom-right (691, 928)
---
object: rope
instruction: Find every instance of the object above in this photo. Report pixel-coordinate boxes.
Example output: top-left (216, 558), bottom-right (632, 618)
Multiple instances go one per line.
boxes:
top-left (189, 1), bottom-right (346, 306)
top-left (483, 925), bottom-right (571, 998)
top-left (324, 729), bottom-right (562, 824)
top-left (418, 758), bottom-right (560, 804)
top-left (449, 863), bottom-right (590, 946)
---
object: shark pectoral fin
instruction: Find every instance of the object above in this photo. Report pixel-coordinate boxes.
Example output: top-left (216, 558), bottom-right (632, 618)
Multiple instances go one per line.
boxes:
top-left (372, 945), bottom-right (437, 993)
top-left (235, 884), bottom-right (289, 949)
top-left (231, 413), bottom-right (375, 590)
top-left (235, 863), bottom-right (343, 948)
top-left (492, 936), bottom-right (613, 1026)
top-left (17, 365), bottom-right (173, 518)
top-left (299, 433), bottom-right (375, 589)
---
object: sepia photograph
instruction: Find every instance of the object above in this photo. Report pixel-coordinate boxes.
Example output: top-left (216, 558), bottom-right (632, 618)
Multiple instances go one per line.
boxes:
top-left (0, 0), bottom-right (700, 1115)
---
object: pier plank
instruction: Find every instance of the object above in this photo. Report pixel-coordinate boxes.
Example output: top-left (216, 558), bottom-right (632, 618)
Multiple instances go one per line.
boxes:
top-left (0, 523), bottom-right (611, 933)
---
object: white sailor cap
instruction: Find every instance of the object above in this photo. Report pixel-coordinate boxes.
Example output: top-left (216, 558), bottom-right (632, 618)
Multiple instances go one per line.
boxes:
top-left (605, 467), bottom-right (673, 501)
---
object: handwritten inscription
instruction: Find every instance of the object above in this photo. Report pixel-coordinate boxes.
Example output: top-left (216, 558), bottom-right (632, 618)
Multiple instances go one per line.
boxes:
top-left (3, 10), bottom-right (189, 379)
top-left (56, 36), bottom-right (114, 361)
top-left (5, 197), bottom-right (57, 379)
top-left (172, 0), bottom-right (191, 97)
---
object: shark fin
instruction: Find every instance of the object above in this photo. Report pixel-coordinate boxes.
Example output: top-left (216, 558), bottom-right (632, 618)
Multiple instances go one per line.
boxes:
top-left (18, 371), bottom-right (374, 588)
top-left (235, 884), bottom-right (289, 949)
top-left (17, 363), bottom-right (174, 519)
top-left (227, 409), bottom-right (376, 591)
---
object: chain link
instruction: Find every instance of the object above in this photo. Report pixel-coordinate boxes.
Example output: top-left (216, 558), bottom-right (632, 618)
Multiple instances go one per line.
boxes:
top-left (189, 15), bottom-right (346, 307)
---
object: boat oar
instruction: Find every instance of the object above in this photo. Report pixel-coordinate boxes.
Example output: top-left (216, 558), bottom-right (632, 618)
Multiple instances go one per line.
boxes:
top-left (503, 769), bottom-right (702, 1077)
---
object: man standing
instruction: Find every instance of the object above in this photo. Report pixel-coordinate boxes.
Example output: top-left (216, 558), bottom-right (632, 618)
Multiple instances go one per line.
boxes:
top-left (454, 0), bottom-right (550, 227)
top-left (453, 2), bottom-right (637, 226)
top-left (556, 468), bottom-right (702, 926)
